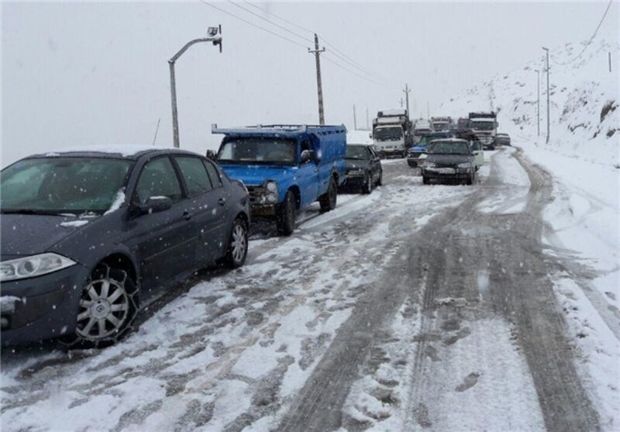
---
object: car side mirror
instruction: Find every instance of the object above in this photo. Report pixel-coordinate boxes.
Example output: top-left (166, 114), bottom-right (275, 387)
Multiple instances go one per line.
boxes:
top-left (136, 196), bottom-right (173, 215)
top-left (206, 150), bottom-right (216, 160)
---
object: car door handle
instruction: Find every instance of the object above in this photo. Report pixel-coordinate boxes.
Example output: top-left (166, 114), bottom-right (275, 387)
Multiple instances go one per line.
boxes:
top-left (183, 210), bottom-right (192, 221)
top-left (218, 197), bottom-right (226, 206)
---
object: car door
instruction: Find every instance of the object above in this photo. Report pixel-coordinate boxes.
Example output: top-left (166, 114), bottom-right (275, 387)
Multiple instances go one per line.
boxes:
top-left (367, 146), bottom-right (380, 182)
top-left (127, 156), bottom-right (196, 288)
top-left (203, 159), bottom-right (232, 260)
top-left (174, 155), bottom-right (225, 266)
top-left (298, 139), bottom-right (319, 206)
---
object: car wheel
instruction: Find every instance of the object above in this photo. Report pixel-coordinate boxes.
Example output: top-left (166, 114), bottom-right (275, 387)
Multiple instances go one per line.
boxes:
top-left (66, 264), bottom-right (139, 348)
top-left (376, 171), bottom-right (383, 186)
top-left (225, 217), bottom-right (248, 268)
top-left (467, 171), bottom-right (475, 185)
top-left (362, 173), bottom-right (372, 194)
top-left (277, 190), bottom-right (296, 236)
top-left (422, 176), bottom-right (430, 185)
top-left (319, 177), bottom-right (337, 213)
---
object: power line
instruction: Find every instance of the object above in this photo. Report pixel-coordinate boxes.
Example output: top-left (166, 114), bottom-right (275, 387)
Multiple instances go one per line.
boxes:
top-left (227, 1), bottom-right (313, 45)
top-left (201, 0), bottom-right (387, 87)
top-left (199, 0), bottom-right (307, 49)
top-left (239, 0), bottom-right (386, 82)
top-left (551, 0), bottom-right (613, 65)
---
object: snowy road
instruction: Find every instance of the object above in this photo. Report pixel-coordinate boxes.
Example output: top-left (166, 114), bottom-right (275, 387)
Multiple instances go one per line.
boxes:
top-left (1, 148), bottom-right (614, 432)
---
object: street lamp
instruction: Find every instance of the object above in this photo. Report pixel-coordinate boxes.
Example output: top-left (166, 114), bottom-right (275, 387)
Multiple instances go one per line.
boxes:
top-left (542, 47), bottom-right (550, 144)
top-left (169, 26), bottom-right (222, 148)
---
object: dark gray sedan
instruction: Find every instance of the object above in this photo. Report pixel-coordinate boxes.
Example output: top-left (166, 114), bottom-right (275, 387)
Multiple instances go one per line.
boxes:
top-left (0, 147), bottom-right (250, 347)
top-left (341, 144), bottom-right (383, 194)
top-left (420, 139), bottom-right (477, 185)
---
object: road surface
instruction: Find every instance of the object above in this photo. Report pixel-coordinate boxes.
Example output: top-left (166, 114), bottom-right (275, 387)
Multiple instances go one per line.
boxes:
top-left (0, 147), bottom-right (605, 432)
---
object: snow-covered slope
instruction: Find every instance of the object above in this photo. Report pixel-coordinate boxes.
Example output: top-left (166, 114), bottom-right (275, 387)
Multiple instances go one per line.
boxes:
top-left (444, 39), bottom-right (620, 430)
top-left (442, 39), bottom-right (619, 166)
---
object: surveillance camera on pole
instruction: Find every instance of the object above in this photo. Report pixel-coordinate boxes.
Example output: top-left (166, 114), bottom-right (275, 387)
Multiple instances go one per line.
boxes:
top-left (169, 25), bottom-right (223, 148)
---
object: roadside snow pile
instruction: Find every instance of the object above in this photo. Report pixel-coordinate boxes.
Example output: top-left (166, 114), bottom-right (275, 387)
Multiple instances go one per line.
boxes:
top-left (442, 38), bottom-right (619, 166)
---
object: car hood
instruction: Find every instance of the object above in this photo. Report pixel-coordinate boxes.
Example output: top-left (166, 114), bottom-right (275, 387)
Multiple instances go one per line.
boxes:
top-left (1, 213), bottom-right (94, 258)
top-left (218, 164), bottom-right (296, 187)
top-left (345, 159), bottom-right (370, 170)
top-left (427, 154), bottom-right (473, 165)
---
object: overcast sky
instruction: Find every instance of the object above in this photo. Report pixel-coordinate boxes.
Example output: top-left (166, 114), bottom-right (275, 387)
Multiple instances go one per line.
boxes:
top-left (2, 1), bottom-right (618, 165)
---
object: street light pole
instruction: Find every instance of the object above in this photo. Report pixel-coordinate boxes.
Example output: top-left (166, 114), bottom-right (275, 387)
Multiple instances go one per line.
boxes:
top-left (542, 47), bottom-right (550, 144)
top-left (169, 27), bottom-right (222, 148)
top-left (534, 69), bottom-right (540, 137)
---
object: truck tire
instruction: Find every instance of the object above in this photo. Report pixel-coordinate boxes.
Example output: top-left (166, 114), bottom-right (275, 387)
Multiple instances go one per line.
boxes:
top-left (319, 177), bottom-right (337, 213)
top-left (276, 191), bottom-right (296, 236)
top-left (422, 176), bottom-right (430, 185)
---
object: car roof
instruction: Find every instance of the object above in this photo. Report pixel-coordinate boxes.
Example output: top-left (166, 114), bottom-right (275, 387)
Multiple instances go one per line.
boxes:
top-left (28, 145), bottom-right (201, 160)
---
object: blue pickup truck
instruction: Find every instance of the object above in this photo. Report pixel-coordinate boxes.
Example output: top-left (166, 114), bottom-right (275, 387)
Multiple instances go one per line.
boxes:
top-left (212, 124), bottom-right (347, 235)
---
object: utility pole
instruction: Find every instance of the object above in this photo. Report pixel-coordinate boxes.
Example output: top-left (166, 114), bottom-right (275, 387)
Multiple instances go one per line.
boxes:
top-left (609, 52), bottom-right (612, 73)
top-left (353, 105), bottom-right (357, 130)
top-left (427, 101), bottom-right (430, 119)
top-left (542, 47), bottom-right (550, 144)
top-left (169, 26), bottom-right (222, 148)
top-left (308, 33), bottom-right (325, 125)
top-left (534, 69), bottom-right (540, 137)
top-left (403, 83), bottom-right (411, 119)
top-left (366, 107), bottom-right (370, 130)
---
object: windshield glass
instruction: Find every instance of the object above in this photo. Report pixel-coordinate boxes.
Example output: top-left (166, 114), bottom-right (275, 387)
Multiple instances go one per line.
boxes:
top-left (428, 141), bottom-right (470, 155)
top-left (374, 127), bottom-right (403, 141)
top-left (1, 157), bottom-right (132, 214)
top-left (346, 145), bottom-right (369, 160)
top-left (433, 122), bottom-right (449, 130)
top-left (218, 138), bottom-right (297, 165)
top-left (470, 121), bottom-right (495, 131)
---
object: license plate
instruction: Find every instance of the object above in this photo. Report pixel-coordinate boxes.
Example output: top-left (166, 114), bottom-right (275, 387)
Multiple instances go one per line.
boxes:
top-left (437, 168), bottom-right (455, 174)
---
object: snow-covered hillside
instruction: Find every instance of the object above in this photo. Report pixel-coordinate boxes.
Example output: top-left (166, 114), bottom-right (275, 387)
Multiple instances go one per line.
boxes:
top-left (442, 39), bottom-right (619, 166)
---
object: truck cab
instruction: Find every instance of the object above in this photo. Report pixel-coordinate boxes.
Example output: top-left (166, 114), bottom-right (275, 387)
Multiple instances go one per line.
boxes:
top-left (468, 112), bottom-right (498, 149)
top-left (372, 109), bottom-right (412, 158)
top-left (212, 124), bottom-right (347, 235)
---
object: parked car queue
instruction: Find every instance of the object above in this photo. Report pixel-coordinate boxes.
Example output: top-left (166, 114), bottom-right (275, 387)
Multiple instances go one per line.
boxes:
top-left (0, 125), bottom-right (384, 348)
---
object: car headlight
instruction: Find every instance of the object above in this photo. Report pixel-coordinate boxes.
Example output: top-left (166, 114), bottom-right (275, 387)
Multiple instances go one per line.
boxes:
top-left (457, 163), bottom-right (471, 168)
top-left (0, 253), bottom-right (77, 282)
top-left (423, 162), bottom-right (437, 168)
top-left (264, 181), bottom-right (278, 203)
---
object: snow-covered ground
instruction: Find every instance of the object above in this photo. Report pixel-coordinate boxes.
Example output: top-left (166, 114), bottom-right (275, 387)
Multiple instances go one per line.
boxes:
top-left (442, 38), bottom-right (620, 429)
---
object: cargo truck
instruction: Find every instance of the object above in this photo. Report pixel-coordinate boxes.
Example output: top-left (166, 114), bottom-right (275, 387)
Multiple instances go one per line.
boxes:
top-left (372, 109), bottom-right (412, 158)
top-left (468, 112), bottom-right (498, 149)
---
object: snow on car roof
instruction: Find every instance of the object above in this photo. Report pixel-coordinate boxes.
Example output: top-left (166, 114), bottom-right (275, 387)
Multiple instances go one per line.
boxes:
top-left (40, 145), bottom-right (180, 158)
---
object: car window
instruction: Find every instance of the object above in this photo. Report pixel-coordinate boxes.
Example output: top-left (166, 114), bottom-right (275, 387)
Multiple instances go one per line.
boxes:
top-left (203, 160), bottom-right (223, 188)
top-left (176, 156), bottom-right (213, 196)
top-left (135, 157), bottom-right (182, 205)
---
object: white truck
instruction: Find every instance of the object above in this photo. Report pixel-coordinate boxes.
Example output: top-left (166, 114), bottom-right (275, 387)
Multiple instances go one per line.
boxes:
top-left (468, 112), bottom-right (498, 149)
top-left (372, 109), bottom-right (413, 158)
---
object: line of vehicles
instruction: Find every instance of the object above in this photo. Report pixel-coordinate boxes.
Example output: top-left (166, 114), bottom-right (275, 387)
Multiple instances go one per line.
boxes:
top-left (0, 110), bottom-right (509, 348)
top-left (371, 110), bottom-right (509, 158)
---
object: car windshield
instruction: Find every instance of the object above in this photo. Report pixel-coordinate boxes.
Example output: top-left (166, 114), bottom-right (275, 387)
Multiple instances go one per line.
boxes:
top-left (374, 127), bottom-right (403, 141)
top-left (218, 138), bottom-right (297, 165)
top-left (470, 121), bottom-right (495, 130)
top-left (0, 157), bottom-right (132, 214)
top-left (346, 145), bottom-right (369, 160)
top-left (428, 141), bottom-right (470, 155)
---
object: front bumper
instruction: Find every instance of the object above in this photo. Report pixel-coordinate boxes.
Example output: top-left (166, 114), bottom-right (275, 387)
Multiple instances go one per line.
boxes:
top-left (1, 264), bottom-right (90, 345)
top-left (421, 167), bottom-right (473, 180)
top-left (341, 171), bottom-right (367, 189)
